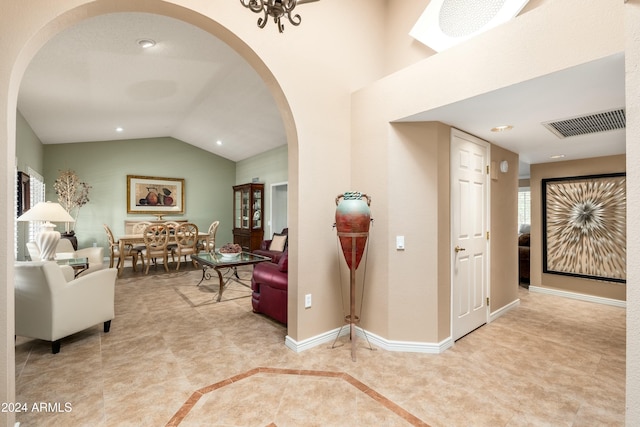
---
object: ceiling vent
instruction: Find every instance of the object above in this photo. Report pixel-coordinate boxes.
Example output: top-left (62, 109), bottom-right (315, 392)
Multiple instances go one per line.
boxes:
top-left (542, 108), bottom-right (626, 138)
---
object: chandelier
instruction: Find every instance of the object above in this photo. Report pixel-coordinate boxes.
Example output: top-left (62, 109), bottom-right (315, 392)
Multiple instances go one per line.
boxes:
top-left (240, 0), bottom-right (319, 33)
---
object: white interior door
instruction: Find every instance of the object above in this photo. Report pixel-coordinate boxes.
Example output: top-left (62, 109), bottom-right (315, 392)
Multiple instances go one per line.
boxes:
top-left (451, 129), bottom-right (489, 341)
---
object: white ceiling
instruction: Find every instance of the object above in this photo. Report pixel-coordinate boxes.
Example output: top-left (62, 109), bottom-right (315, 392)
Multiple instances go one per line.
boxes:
top-left (399, 53), bottom-right (626, 177)
top-left (18, 13), bottom-right (286, 163)
top-left (18, 12), bottom-right (626, 174)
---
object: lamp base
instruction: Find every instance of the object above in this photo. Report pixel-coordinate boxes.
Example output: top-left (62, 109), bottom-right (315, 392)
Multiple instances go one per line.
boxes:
top-left (37, 222), bottom-right (60, 261)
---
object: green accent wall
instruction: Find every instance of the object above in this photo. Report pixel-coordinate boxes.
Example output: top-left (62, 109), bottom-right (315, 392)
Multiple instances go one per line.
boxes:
top-left (235, 145), bottom-right (288, 237)
top-left (42, 137), bottom-right (236, 250)
top-left (16, 111), bottom-right (43, 173)
top-left (15, 111), bottom-right (44, 260)
top-left (16, 114), bottom-right (287, 257)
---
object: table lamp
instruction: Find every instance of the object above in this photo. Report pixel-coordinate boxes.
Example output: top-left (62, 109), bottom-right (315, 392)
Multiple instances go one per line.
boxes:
top-left (17, 201), bottom-right (75, 261)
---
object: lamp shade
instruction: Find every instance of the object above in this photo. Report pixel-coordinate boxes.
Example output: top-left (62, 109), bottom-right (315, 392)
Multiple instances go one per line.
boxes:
top-left (17, 201), bottom-right (75, 261)
top-left (17, 201), bottom-right (75, 223)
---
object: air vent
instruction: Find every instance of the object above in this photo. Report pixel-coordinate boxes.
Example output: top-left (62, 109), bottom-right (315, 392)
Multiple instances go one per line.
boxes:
top-left (542, 108), bottom-right (626, 138)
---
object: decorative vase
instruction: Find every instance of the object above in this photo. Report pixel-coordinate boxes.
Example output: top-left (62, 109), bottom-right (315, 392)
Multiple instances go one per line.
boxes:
top-left (335, 192), bottom-right (371, 270)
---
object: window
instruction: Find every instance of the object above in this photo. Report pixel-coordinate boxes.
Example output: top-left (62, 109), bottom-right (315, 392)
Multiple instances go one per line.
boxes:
top-left (518, 188), bottom-right (531, 233)
top-left (27, 167), bottom-right (45, 242)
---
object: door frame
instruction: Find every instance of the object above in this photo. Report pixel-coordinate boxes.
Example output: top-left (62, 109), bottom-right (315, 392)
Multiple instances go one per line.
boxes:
top-left (269, 181), bottom-right (288, 237)
top-left (450, 128), bottom-right (491, 341)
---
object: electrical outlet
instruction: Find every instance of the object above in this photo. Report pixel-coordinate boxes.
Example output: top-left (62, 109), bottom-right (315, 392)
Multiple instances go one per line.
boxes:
top-left (304, 294), bottom-right (312, 308)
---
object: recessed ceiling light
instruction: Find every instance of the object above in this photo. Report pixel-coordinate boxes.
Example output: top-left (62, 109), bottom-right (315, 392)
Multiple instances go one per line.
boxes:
top-left (137, 39), bottom-right (156, 49)
top-left (491, 125), bottom-right (513, 132)
top-left (550, 154), bottom-right (565, 159)
top-left (216, 140), bottom-right (223, 146)
top-left (115, 127), bottom-right (124, 133)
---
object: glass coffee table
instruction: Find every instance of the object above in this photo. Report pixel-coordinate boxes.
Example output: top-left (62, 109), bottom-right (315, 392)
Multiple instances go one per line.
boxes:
top-left (56, 257), bottom-right (89, 277)
top-left (191, 252), bottom-right (271, 302)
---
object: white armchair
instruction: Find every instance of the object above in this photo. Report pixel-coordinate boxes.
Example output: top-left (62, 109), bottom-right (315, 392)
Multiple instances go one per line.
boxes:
top-left (14, 261), bottom-right (117, 354)
top-left (27, 239), bottom-right (105, 276)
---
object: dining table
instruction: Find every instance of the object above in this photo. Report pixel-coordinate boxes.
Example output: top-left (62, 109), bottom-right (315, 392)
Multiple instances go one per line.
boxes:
top-left (116, 231), bottom-right (210, 276)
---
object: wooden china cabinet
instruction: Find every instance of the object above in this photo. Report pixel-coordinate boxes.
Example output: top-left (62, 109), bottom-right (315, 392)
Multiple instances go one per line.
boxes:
top-left (232, 183), bottom-right (264, 251)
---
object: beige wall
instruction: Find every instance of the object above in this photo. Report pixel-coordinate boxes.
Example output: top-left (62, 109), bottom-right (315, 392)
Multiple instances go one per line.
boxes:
top-left (383, 0), bottom-right (433, 75)
top-left (352, 0), bottom-right (625, 344)
top-left (490, 145), bottom-right (520, 311)
top-left (2, 0), bottom-right (640, 424)
top-left (530, 155), bottom-right (626, 301)
top-left (625, 1), bottom-right (640, 421)
top-left (351, 118), bottom-right (519, 343)
top-left (382, 0), bottom-right (550, 76)
top-left (0, 2), bottom-right (386, 423)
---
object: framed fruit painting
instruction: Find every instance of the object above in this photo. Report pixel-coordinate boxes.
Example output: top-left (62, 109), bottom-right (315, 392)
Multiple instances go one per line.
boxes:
top-left (127, 175), bottom-right (185, 215)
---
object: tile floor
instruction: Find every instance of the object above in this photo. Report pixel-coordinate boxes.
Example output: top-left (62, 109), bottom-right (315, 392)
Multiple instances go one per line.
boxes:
top-left (15, 262), bottom-right (626, 426)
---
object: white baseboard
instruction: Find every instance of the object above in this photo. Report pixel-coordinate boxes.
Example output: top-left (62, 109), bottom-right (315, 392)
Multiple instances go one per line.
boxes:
top-left (285, 327), bottom-right (343, 353)
top-left (529, 285), bottom-right (626, 308)
top-left (285, 325), bottom-right (453, 354)
top-left (489, 298), bottom-right (520, 322)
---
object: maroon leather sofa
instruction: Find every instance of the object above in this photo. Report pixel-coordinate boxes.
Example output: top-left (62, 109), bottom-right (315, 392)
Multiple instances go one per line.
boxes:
top-left (251, 251), bottom-right (288, 324)
top-left (253, 228), bottom-right (288, 263)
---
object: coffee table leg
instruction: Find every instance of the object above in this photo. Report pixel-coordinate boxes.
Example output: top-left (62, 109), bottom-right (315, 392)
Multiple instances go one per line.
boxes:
top-left (214, 267), bottom-right (224, 302)
top-left (196, 265), bottom-right (209, 286)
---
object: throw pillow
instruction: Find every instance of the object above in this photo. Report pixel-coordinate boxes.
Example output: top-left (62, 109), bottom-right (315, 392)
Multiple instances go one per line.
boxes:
top-left (269, 233), bottom-right (287, 252)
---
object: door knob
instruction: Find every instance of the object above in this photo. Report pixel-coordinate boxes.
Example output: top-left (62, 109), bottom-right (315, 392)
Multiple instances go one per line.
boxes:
top-left (454, 245), bottom-right (466, 253)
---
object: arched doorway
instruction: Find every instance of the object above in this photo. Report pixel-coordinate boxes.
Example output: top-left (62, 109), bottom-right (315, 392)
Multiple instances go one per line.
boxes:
top-left (2, 1), bottom-right (298, 417)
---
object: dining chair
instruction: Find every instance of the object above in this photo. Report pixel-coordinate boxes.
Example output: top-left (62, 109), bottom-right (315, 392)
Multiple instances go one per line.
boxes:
top-left (164, 221), bottom-right (180, 263)
top-left (201, 220), bottom-right (220, 253)
top-left (131, 221), bottom-right (151, 270)
top-left (142, 224), bottom-right (170, 274)
top-left (172, 223), bottom-right (199, 270)
top-left (103, 224), bottom-right (139, 271)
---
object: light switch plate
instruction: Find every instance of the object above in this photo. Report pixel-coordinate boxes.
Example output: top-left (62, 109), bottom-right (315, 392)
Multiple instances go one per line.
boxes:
top-left (396, 236), bottom-right (405, 250)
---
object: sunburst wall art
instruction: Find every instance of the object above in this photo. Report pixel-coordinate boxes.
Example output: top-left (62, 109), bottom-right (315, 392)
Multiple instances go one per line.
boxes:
top-left (542, 173), bottom-right (626, 283)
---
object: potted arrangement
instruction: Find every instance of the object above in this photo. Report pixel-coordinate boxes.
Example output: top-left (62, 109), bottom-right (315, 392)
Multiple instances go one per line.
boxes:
top-left (53, 169), bottom-right (91, 249)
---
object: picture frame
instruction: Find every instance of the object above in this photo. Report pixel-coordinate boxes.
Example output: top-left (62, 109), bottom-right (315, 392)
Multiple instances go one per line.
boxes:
top-left (127, 175), bottom-right (185, 215)
top-left (542, 172), bottom-right (626, 283)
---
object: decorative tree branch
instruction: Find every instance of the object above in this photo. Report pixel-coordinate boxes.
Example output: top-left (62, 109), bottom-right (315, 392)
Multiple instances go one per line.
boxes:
top-left (53, 169), bottom-right (91, 232)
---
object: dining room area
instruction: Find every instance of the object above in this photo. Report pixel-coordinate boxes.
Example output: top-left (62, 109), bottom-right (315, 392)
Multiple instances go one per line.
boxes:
top-left (103, 219), bottom-right (219, 275)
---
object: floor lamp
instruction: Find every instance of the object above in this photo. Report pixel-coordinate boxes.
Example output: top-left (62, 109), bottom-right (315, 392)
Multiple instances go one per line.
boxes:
top-left (17, 201), bottom-right (75, 261)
